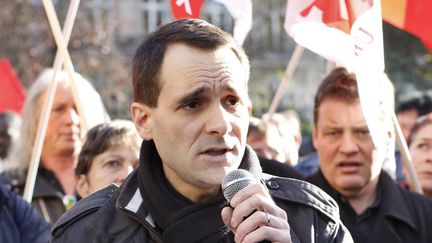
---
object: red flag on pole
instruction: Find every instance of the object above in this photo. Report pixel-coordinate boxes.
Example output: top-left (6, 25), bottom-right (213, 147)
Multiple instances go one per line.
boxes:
top-left (0, 59), bottom-right (26, 114)
top-left (170, 0), bottom-right (205, 19)
top-left (382, 0), bottom-right (432, 51)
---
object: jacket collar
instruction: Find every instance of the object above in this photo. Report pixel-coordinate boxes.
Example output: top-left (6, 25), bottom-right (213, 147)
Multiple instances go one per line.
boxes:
top-left (33, 167), bottom-right (65, 198)
top-left (86, 169), bottom-right (164, 242)
top-left (376, 171), bottom-right (417, 230)
top-left (309, 170), bottom-right (417, 232)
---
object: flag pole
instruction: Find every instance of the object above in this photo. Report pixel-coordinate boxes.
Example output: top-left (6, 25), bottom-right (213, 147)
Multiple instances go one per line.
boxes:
top-left (392, 112), bottom-right (423, 194)
top-left (23, 0), bottom-right (81, 202)
top-left (42, 0), bottom-right (88, 132)
top-left (266, 44), bottom-right (304, 117)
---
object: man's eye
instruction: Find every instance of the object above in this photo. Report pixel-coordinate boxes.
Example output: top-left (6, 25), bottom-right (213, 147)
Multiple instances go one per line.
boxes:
top-left (225, 96), bottom-right (240, 107)
top-left (356, 130), bottom-right (370, 137)
top-left (326, 131), bottom-right (339, 136)
top-left (182, 101), bottom-right (201, 110)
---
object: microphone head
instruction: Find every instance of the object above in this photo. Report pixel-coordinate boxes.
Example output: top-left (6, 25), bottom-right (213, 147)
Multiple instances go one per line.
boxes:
top-left (222, 169), bottom-right (256, 202)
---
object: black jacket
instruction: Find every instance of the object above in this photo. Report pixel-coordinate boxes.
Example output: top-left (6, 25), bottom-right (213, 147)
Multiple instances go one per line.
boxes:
top-left (52, 144), bottom-right (352, 243)
top-left (259, 157), bottom-right (304, 180)
top-left (308, 170), bottom-right (432, 243)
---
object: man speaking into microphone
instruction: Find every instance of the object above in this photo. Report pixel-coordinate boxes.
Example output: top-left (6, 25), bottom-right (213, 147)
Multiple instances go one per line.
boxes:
top-left (51, 18), bottom-right (352, 242)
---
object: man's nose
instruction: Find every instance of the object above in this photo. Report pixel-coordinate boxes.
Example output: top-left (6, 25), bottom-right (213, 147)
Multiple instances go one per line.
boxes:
top-left (339, 133), bottom-right (359, 154)
top-left (205, 104), bottom-right (233, 135)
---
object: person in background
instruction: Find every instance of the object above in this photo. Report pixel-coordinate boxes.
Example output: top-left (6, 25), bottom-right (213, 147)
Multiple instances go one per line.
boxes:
top-left (407, 113), bottom-right (432, 197)
top-left (247, 116), bottom-right (303, 179)
top-left (0, 182), bottom-right (50, 243)
top-left (51, 18), bottom-right (351, 242)
top-left (396, 91), bottom-right (432, 140)
top-left (75, 120), bottom-right (141, 198)
top-left (266, 110), bottom-right (302, 166)
top-left (395, 91), bottom-right (432, 184)
top-left (248, 110), bottom-right (302, 167)
top-left (247, 116), bottom-right (287, 163)
top-left (307, 67), bottom-right (432, 242)
top-left (0, 111), bottom-right (21, 165)
top-left (297, 73), bottom-right (397, 181)
top-left (0, 68), bottom-right (109, 224)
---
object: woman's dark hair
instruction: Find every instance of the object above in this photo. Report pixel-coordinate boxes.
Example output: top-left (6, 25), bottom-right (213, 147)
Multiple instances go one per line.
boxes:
top-left (75, 120), bottom-right (141, 176)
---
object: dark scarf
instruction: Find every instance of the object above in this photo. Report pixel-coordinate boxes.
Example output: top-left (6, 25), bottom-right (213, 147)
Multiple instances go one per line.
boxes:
top-left (137, 140), bottom-right (262, 243)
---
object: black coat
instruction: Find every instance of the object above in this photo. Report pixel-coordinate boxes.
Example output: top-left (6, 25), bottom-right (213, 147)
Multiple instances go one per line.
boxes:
top-left (52, 144), bottom-right (352, 243)
top-left (52, 172), bottom-right (352, 243)
top-left (259, 156), bottom-right (304, 180)
top-left (308, 170), bottom-right (432, 243)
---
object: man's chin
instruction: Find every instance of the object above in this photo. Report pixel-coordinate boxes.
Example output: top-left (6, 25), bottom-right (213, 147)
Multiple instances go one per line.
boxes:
top-left (335, 179), bottom-right (367, 195)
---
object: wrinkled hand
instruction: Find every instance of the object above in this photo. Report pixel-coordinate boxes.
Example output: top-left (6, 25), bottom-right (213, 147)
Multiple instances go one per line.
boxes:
top-left (221, 183), bottom-right (291, 243)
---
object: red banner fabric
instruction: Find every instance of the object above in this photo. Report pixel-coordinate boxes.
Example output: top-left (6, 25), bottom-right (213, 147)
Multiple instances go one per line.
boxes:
top-left (382, 0), bottom-right (432, 51)
top-left (405, 0), bottom-right (432, 50)
top-left (0, 59), bottom-right (26, 114)
top-left (170, 0), bottom-right (205, 19)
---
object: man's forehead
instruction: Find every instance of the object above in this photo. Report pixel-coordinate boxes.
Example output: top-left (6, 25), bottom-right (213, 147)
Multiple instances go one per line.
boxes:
top-left (318, 101), bottom-right (367, 125)
top-left (159, 44), bottom-right (247, 90)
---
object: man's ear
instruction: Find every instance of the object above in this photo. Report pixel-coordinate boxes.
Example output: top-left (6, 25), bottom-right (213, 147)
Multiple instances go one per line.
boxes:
top-left (131, 102), bottom-right (153, 140)
top-left (76, 175), bottom-right (89, 198)
top-left (312, 126), bottom-right (318, 150)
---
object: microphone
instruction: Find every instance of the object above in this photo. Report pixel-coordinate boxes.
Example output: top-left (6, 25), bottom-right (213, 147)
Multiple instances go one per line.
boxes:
top-left (222, 169), bottom-right (256, 203)
top-left (222, 169), bottom-right (271, 243)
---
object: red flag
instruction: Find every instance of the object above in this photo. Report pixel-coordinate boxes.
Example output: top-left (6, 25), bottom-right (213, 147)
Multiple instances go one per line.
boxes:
top-left (382, 0), bottom-right (432, 51)
top-left (0, 59), bottom-right (25, 114)
top-left (170, 0), bottom-right (205, 19)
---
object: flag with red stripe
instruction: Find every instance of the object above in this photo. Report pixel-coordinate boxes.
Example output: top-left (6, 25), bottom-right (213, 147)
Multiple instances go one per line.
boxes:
top-left (382, 0), bottom-right (432, 51)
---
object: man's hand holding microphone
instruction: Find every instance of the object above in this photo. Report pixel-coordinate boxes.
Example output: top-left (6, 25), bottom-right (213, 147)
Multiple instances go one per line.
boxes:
top-left (221, 169), bottom-right (292, 243)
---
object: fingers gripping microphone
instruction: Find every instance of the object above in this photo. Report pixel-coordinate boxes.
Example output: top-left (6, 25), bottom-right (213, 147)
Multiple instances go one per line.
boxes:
top-left (222, 169), bottom-right (256, 203)
top-left (222, 170), bottom-right (271, 243)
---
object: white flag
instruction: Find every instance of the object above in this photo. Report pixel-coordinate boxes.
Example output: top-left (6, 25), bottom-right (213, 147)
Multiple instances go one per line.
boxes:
top-left (285, 0), bottom-right (388, 152)
top-left (214, 0), bottom-right (253, 45)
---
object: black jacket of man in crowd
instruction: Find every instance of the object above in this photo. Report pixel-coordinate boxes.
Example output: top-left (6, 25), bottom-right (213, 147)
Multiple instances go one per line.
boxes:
top-left (52, 141), bottom-right (352, 243)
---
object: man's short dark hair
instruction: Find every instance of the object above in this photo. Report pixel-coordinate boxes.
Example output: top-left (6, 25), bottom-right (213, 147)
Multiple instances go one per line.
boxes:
top-left (313, 67), bottom-right (358, 125)
top-left (132, 18), bottom-right (249, 107)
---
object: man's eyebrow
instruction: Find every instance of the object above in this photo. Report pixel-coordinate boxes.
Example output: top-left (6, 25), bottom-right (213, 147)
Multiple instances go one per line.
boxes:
top-left (177, 86), bottom-right (209, 104)
top-left (223, 84), bottom-right (239, 95)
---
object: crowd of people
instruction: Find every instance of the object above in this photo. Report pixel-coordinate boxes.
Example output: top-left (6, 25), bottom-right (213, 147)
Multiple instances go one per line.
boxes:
top-left (1, 18), bottom-right (432, 242)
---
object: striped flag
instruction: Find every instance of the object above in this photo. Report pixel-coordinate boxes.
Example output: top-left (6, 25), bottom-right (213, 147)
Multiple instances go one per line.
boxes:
top-left (382, 0), bottom-right (432, 51)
